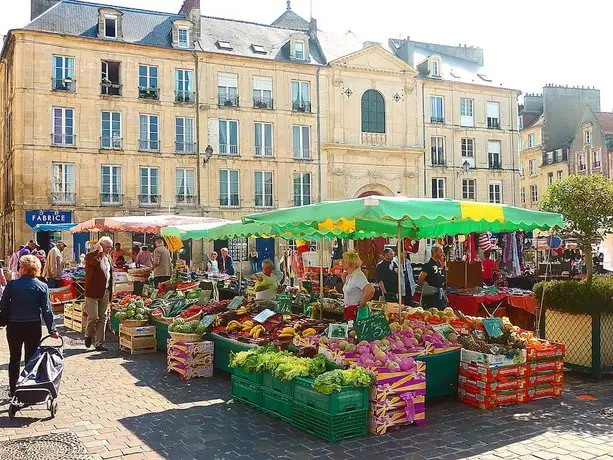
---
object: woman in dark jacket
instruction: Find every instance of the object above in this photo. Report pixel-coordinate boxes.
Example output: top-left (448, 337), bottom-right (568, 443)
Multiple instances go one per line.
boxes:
top-left (0, 255), bottom-right (58, 396)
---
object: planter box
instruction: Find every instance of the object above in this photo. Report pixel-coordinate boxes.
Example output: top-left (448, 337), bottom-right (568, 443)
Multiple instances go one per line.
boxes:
top-left (543, 309), bottom-right (613, 380)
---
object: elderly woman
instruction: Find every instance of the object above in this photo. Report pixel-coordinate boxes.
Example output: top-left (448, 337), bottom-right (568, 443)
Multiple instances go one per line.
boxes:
top-left (0, 255), bottom-right (58, 396)
top-left (207, 252), bottom-right (219, 274)
top-left (252, 259), bottom-right (281, 301)
top-left (341, 251), bottom-right (375, 321)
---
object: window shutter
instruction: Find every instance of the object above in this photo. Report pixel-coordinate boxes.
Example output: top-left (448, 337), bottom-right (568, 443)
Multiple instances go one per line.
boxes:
top-left (252, 76), bottom-right (272, 91)
top-left (207, 118), bottom-right (219, 151)
top-left (172, 26), bottom-right (179, 47)
top-left (218, 73), bottom-right (238, 87)
top-left (487, 102), bottom-right (499, 118)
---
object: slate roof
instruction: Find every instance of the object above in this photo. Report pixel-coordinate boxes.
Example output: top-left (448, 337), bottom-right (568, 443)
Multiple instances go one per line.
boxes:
top-left (595, 112), bottom-right (613, 134)
top-left (271, 9), bottom-right (309, 31)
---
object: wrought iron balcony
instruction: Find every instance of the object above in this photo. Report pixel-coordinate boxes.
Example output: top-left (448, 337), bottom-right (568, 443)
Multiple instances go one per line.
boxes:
top-left (253, 98), bottom-right (274, 110)
top-left (487, 118), bottom-right (500, 129)
top-left (52, 78), bottom-right (76, 92)
top-left (175, 90), bottom-right (195, 104)
top-left (430, 116), bottom-right (445, 124)
top-left (100, 137), bottom-right (122, 150)
top-left (139, 194), bottom-right (161, 206)
top-left (51, 133), bottom-right (75, 146)
top-left (218, 95), bottom-right (239, 107)
top-left (254, 145), bottom-right (273, 156)
top-left (292, 101), bottom-right (311, 113)
top-left (100, 193), bottom-right (122, 205)
top-left (219, 144), bottom-right (239, 155)
top-left (176, 142), bottom-right (196, 154)
top-left (176, 195), bottom-right (196, 206)
top-left (100, 81), bottom-right (122, 96)
top-left (139, 86), bottom-right (160, 100)
top-left (139, 139), bottom-right (160, 152)
top-left (52, 192), bottom-right (76, 205)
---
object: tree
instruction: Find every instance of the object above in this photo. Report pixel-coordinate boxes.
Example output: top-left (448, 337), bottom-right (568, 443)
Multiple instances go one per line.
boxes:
top-left (540, 174), bottom-right (613, 280)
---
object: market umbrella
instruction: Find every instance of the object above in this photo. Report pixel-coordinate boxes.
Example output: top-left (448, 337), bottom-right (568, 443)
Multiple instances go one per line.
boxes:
top-left (244, 196), bottom-right (564, 314)
top-left (71, 215), bottom-right (227, 235)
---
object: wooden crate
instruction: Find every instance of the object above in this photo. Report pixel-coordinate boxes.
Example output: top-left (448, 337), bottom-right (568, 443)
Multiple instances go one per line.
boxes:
top-left (119, 325), bottom-right (157, 354)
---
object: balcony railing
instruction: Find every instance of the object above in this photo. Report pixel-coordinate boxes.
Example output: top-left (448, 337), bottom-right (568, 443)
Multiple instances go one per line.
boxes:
top-left (176, 195), bottom-right (196, 206)
top-left (139, 194), bottom-right (161, 206)
top-left (100, 193), bottom-right (122, 205)
top-left (254, 145), bottom-right (273, 156)
top-left (100, 82), bottom-right (122, 96)
top-left (52, 78), bottom-right (76, 92)
top-left (219, 144), bottom-right (239, 155)
top-left (175, 90), bottom-right (195, 103)
top-left (431, 157), bottom-right (447, 167)
top-left (139, 139), bottom-right (160, 152)
top-left (218, 95), bottom-right (239, 107)
top-left (139, 86), bottom-right (160, 100)
top-left (176, 142), bottom-right (196, 154)
top-left (253, 98), bottom-right (274, 110)
top-left (361, 132), bottom-right (388, 146)
top-left (293, 149), bottom-right (311, 160)
top-left (51, 134), bottom-right (75, 146)
top-left (489, 161), bottom-right (502, 170)
top-left (430, 116), bottom-right (445, 124)
top-left (100, 137), bottom-right (122, 150)
top-left (487, 118), bottom-right (500, 129)
top-left (52, 192), bottom-right (76, 205)
top-left (219, 198), bottom-right (240, 208)
top-left (292, 101), bottom-right (311, 113)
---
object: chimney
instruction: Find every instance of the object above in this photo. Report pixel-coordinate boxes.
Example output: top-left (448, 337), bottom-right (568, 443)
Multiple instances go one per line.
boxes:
top-left (363, 41), bottom-right (381, 49)
top-left (31, 0), bottom-right (60, 20)
top-left (309, 18), bottom-right (317, 40)
top-left (179, 0), bottom-right (201, 42)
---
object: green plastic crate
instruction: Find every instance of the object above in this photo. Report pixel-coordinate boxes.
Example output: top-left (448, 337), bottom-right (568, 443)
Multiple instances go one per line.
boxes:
top-left (233, 367), bottom-right (263, 384)
top-left (208, 334), bottom-right (252, 373)
top-left (231, 376), bottom-right (263, 407)
top-left (293, 377), bottom-right (369, 415)
top-left (262, 372), bottom-right (293, 396)
top-left (292, 403), bottom-right (368, 442)
top-left (416, 349), bottom-right (460, 400)
top-left (261, 390), bottom-right (293, 421)
top-left (153, 320), bottom-right (169, 351)
top-left (111, 315), bottom-right (120, 334)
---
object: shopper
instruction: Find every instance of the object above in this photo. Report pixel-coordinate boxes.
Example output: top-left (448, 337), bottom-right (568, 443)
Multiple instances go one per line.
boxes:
top-left (110, 242), bottom-right (125, 263)
top-left (9, 247), bottom-right (21, 279)
top-left (219, 248), bottom-right (235, 276)
top-left (135, 246), bottom-right (153, 268)
top-left (207, 252), bottom-right (219, 274)
top-left (252, 259), bottom-right (281, 301)
top-left (0, 255), bottom-right (58, 396)
top-left (419, 244), bottom-right (448, 309)
top-left (84, 236), bottom-right (113, 351)
top-left (43, 242), bottom-right (66, 288)
top-left (399, 251), bottom-right (417, 305)
top-left (152, 238), bottom-right (172, 287)
top-left (341, 251), bottom-right (374, 321)
top-left (376, 248), bottom-right (399, 302)
top-left (481, 250), bottom-right (496, 286)
top-left (249, 247), bottom-right (259, 273)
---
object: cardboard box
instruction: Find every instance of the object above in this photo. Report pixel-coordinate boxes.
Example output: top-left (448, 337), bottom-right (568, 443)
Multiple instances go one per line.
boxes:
top-left (458, 375), bottom-right (528, 394)
top-left (460, 348), bottom-right (526, 368)
top-left (526, 384), bottom-right (563, 401)
top-left (525, 360), bottom-right (564, 375)
top-left (457, 388), bottom-right (528, 409)
top-left (526, 372), bottom-right (564, 387)
top-left (369, 393), bottom-right (425, 418)
top-left (526, 341), bottom-right (566, 361)
top-left (368, 407), bottom-right (425, 435)
top-left (459, 362), bottom-right (526, 382)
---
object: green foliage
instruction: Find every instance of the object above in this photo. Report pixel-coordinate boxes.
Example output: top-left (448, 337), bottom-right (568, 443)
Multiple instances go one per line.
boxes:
top-left (534, 275), bottom-right (613, 315)
top-left (312, 367), bottom-right (375, 394)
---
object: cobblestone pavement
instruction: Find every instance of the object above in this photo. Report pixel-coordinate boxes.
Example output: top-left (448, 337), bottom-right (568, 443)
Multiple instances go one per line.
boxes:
top-left (0, 320), bottom-right (612, 460)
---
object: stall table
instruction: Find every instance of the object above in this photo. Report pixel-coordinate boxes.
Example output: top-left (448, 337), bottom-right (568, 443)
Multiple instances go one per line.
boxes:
top-left (447, 292), bottom-right (536, 317)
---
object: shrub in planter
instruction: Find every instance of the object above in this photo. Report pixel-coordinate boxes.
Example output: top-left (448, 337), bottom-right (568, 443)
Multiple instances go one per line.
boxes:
top-left (533, 276), bottom-right (613, 315)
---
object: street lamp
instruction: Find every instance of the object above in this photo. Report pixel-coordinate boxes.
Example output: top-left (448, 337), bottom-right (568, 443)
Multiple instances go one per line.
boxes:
top-left (203, 145), bottom-right (213, 164)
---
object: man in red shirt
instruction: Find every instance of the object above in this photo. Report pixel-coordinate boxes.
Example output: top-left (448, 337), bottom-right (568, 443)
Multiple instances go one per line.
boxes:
top-left (482, 251), bottom-right (496, 286)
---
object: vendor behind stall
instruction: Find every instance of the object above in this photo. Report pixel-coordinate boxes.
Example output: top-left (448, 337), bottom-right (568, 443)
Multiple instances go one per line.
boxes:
top-left (253, 259), bottom-right (281, 301)
top-left (376, 248), bottom-right (399, 302)
top-left (481, 250), bottom-right (496, 286)
top-left (341, 251), bottom-right (374, 321)
top-left (419, 244), bottom-right (448, 309)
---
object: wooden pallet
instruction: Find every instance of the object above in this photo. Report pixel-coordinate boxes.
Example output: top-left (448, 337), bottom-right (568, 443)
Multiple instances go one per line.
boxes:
top-left (119, 325), bottom-right (156, 354)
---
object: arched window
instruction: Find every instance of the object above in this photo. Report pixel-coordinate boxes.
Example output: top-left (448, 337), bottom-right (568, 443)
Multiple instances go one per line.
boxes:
top-left (361, 90), bottom-right (385, 133)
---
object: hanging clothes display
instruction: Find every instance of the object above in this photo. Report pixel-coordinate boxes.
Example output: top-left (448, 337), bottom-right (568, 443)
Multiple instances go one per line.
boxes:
top-left (479, 232), bottom-right (492, 252)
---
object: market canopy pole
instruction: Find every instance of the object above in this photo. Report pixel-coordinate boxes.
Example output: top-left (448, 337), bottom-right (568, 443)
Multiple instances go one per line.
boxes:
top-left (397, 220), bottom-right (403, 318)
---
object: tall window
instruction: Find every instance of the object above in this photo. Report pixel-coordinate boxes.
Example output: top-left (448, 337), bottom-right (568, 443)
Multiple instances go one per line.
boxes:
top-left (139, 114), bottom-right (159, 151)
top-left (295, 40), bottom-right (305, 60)
top-left (554, 149), bottom-right (563, 162)
top-left (462, 179), bottom-right (476, 200)
top-left (101, 165), bottom-right (121, 205)
top-left (175, 69), bottom-right (193, 103)
top-left (293, 125), bottom-right (311, 159)
top-left (585, 129), bottom-right (592, 144)
top-left (430, 96), bottom-right (444, 123)
top-left (178, 28), bottom-right (190, 48)
top-left (548, 172), bottom-right (554, 186)
top-left (138, 65), bottom-right (159, 99)
top-left (52, 163), bottom-right (75, 204)
top-left (176, 168), bottom-right (195, 205)
top-left (293, 173), bottom-right (311, 206)
top-left (219, 169), bottom-right (239, 207)
top-left (578, 153), bottom-right (587, 171)
top-left (460, 98), bottom-right (474, 127)
top-left (431, 178), bottom-right (445, 198)
top-left (528, 133), bottom-right (536, 147)
top-left (557, 170), bottom-right (563, 180)
top-left (104, 15), bottom-right (117, 38)
top-left (254, 122), bottom-right (273, 156)
top-left (219, 120), bottom-right (239, 155)
top-left (139, 167), bottom-right (159, 205)
top-left (520, 187), bottom-right (526, 204)
top-left (254, 171), bottom-right (273, 208)
top-left (101, 111), bottom-right (121, 149)
top-left (593, 148), bottom-right (602, 168)
top-left (252, 76), bottom-right (273, 109)
top-left (431, 59), bottom-right (440, 77)
top-left (519, 162), bottom-right (525, 177)
top-left (52, 107), bottom-right (74, 146)
top-left (175, 117), bottom-right (194, 153)
top-left (291, 80), bottom-right (311, 112)
top-left (361, 90), bottom-right (385, 134)
top-left (529, 159), bottom-right (537, 176)
top-left (52, 56), bottom-right (75, 91)
top-left (489, 182), bottom-right (502, 204)
top-left (488, 141), bottom-right (501, 169)
top-left (530, 185), bottom-right (538, 203)
top-left (430, 136), bottom-right (445, 166)
top-left (101, 60), bottom-right (121, 96)
top-left (218, 73), bottom-right (238, 106)
top-left (486, 102), bottom-right (500, 129)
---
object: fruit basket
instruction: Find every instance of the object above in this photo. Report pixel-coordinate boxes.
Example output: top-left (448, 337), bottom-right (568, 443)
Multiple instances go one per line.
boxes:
top-left (168, 332), bottom-right (203, 343)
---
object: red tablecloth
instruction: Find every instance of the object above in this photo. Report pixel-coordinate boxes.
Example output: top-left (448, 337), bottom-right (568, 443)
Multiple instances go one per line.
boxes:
top-left (507, 295), bottom-right (537, 314)
top-left (447, 293), bottom-right (536, 316)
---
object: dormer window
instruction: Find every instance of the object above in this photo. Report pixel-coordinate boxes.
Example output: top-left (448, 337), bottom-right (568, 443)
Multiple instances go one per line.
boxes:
top-left (432, 60), bottom-right (439, 77)
top-left (295, 41), bottom-right (305, 60)
top-left (217, 40), bottom-right (233, 51)
top-left (585, 128), bottom-right (592, 144)
top-left (290, 33), bottom-right (310, 61)
top-left (178, 28), bottom-right (190, 48)
top-left (429, 56), bottom-right (442, 77)
top-left (98, 8), bottom-right (123, 40)
top-left (172, 20), bottom-right (194, 49)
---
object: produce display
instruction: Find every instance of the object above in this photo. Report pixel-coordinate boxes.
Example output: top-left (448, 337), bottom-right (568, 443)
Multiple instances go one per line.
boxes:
top-left (312, 368), bottom-right (374, 394)
top-left (230, 346), bottom-right (327, 381)
top-left (168, 318), bottom-right (207, 335)
top-left (113, 297), bottom-right (153, 322)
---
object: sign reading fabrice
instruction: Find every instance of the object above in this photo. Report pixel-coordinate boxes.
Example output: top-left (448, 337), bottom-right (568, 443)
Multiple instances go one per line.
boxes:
top-left (25, 210), bottom-right (72, 229)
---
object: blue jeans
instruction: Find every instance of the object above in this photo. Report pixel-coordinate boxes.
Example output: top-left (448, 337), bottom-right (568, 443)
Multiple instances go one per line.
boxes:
top-left (251, 261), bottom-right (258, 273)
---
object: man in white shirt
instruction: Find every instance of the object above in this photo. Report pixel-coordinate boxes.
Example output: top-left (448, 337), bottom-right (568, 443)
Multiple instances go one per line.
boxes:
top-left (43, 241), bottom-right (66, 288)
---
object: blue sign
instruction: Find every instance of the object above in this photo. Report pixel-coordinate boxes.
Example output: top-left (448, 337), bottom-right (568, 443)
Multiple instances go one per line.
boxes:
top-left (25, 210), bottom-right (72, 229)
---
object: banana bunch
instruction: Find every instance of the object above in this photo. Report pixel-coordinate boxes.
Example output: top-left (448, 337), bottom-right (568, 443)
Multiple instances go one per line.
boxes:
top-left (278, 327), bottom-right (295, 339)
top-left (301, 328), bottom-right (316, 337)
top-left (235, 306), bottom-right (248, 316)
top-left (250, 325), bottom-right (265, 338)
top-left (226, 320), bottom-right (241, 332)
top-left (241, 320), bottom-right (255, 332)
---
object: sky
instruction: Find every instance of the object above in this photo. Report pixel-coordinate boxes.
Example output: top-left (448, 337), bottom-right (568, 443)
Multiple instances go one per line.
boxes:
top-left (2, 0), bottom-right (611, 110)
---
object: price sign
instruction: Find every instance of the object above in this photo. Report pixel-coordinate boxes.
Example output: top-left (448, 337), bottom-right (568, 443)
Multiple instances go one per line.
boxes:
top-left (275, 292), bottom-right (292, 314)
top-left (253, 309), bottom-right (276, 324)
top-left (227, 296), bottom-right (245, 310)
top-left (185, 289), bottom-right (202, 300)
top-left (353, 312), bottom-right (392, 342)
top-left (200, 314), bottom-right (217, 330)
top-left (150, 288), bottom-right (159, 300)
top-left (328, 323), bottom-right (349, 339)
top-left (432, 323), bottom-right (458, 340)
top-left (483, 318), bottom-right (504, 338)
